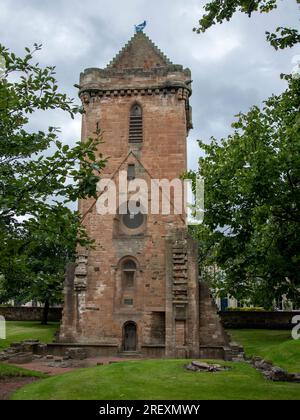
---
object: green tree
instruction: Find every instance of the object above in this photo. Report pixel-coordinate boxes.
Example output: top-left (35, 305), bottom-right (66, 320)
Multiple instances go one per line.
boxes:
top-left (194, 0), bottom-right (300, 49)
top-left (190, 0), bottom-right (300, 308)
top-left (0, 205), bottom-right (86, 323)
top-left (189, 75), bottom-right (300, 308)
top-left (0, 44), bottom-right (106, 321)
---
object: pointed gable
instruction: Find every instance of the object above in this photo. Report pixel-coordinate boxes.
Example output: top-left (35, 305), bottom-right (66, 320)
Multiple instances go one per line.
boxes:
top-left (106, 32), bottom-right (174, 71)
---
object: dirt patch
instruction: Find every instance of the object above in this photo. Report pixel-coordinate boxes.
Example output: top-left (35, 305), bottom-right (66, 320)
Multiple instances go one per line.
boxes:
top-left (0, 354), bottom-right (141, 401)
top-left (0, 377), bottom-right (39, 400)
top-left (13, 356), bottom-right (137, 376)
top-left (13, 361), bottom-right (76, 376)
top-left (0, 356), bottom-right (140, 399)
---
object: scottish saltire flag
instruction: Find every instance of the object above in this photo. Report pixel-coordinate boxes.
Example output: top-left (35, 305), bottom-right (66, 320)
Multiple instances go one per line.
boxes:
top-left (135, 21), bottom-right (147, 33)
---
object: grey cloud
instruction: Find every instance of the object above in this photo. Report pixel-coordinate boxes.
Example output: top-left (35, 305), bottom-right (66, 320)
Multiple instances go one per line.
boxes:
top-left (1, 0), bottom-right (299, 175)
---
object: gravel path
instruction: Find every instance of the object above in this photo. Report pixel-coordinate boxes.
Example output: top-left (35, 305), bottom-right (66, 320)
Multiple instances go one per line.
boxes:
top-left (0, 377), bottom-right (39, 400)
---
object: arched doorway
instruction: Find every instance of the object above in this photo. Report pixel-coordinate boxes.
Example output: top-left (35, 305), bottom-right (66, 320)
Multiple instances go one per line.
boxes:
top-left (123, 321), bottom-right (137, 351)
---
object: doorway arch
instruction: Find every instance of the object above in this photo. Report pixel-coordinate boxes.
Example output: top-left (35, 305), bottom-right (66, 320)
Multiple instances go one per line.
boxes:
top-left (123, 321), bottom-right (137, 351)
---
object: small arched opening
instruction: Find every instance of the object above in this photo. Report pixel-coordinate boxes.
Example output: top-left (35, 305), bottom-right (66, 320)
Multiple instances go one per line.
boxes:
top-left (123, 321), bottom-right (137, 351)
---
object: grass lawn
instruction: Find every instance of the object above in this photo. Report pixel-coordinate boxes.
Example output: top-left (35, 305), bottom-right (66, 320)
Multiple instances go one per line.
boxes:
top-left (0, 321), bottom-right (56, 380)
top-left (0, 363), bottom-right (46, 379)
top-left (228, 329), bottom-right (300, 372)
top-left (11, 359), bottom-right (300, 400)
top-left (0, 321), bottom-right (59, 351)
top-left (2, 325), bottom-right (299, 400)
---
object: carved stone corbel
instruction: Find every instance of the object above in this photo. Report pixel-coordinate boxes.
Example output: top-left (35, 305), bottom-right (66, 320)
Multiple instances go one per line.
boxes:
top-left (74, 249), bottom-right (88, 291)
top-left (80, 93), bottom-right (90, 105)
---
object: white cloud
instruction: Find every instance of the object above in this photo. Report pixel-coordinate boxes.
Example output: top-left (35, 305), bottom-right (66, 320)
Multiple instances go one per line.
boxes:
top-left (0, 0), bottom-right (299, 174)
top-left (191, 33), bottom-right (241, 62)
top-left (59, 117), bottom-right (82, 146)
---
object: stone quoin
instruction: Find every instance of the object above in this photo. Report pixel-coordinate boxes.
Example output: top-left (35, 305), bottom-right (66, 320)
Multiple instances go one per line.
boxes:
top-left (58, 31), bottom-right (235, 360)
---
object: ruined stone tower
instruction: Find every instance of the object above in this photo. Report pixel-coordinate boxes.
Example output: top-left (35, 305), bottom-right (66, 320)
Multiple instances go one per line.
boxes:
top-left (59, 32), bottom-right (232, 359)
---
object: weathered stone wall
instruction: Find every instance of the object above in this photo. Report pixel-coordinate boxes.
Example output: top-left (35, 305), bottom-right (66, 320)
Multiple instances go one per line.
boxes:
top-left (0, 306), bottom-right (62, 322)
top-left (59, 33), bottom-right (192, 353)
top-left (77, 86), bottom-right (188, 349)
top-left (59, 33), bottom-right (236, 359)
top-left (220, 311), bottom-right (300, 329)
top-left (199, 282), bottom-right (230, 346)
top-left (59, 262), bottom-right (76, 341)
top-left (165, 229), bottom-right (200, 358)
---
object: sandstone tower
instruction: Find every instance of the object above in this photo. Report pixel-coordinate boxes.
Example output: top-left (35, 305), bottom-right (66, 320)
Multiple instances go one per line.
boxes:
top-left (59, 31), bottom-right (233, 359)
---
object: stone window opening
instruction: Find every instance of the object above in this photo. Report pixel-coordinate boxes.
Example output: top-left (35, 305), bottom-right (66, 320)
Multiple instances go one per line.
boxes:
top-left (121, 259), bottom-right (137, 298)
top-left (123, 259), bottom-right (137, 270)
top-left (123, 298), bottom-right (133, 306)
top-left (114, 201), bottom-right (146, 237)
top-left (129, 103), bottom-right (143, 143)
top-left (121, 201), bottom-right (145, 231)
top-left (123, 271), bottom-right (134, 289)
top-left (122, 260), bottom-right (136, 290)
top-left (127, 164), bottom-right (136, 180)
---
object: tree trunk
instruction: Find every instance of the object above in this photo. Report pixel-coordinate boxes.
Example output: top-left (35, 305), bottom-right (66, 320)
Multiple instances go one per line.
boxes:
top-left (41, 299), bottom-right (49, 325)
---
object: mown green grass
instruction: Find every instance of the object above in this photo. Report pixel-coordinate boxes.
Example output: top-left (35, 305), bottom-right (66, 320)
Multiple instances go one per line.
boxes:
top-left (12, 359), bottom-right (300, 400)
top-left (0, 321), bottom-right (56, 379)
top-left (228, 329), bottom-right (300, 372)
top-left (4, 325), bottom-right (300, 399)
top-left (0, 321), bottom-right (58, 351)
top-left (0, 363), bottom-right (46, 379)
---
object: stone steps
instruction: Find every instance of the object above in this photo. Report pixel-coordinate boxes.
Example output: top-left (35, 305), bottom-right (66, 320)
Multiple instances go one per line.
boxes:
top-left (118, 351), bottom-right (143, 358)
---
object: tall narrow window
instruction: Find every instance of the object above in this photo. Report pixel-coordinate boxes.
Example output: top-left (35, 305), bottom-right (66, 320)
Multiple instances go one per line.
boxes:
top-left (129, 104), bottom-right (143, 143)
top-left (121, 259), bottom-right (137, 307)
top-left (122, 260), bottom-right (136, 288)
top-left (127, 164), bottom-right (135, 180)
top-left (123, 260), bottom-right (136, 288)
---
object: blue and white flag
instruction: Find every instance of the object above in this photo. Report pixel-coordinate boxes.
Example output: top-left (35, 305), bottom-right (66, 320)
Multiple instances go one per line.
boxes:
top-left (135, 21), bottom-right (147, 33)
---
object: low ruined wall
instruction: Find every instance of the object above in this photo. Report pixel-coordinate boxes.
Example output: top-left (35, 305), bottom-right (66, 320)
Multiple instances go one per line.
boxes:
top-left (141, 345), bottom-right (165, 358)
top-left (219, 311), bottom-right (300, 329)
top-left (0, 306), bottom-right (62, 322)
top-left (2, 306), bottom-right (299, 329)
top-left (47, 343), bottom-right (119, 357)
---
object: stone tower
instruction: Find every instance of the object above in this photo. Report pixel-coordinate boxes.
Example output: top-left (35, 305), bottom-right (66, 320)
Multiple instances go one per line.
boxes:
top-left (59, 32), bottom-right (233, 360)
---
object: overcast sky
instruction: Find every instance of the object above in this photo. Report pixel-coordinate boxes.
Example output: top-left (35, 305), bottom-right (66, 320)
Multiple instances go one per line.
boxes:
top-left (1, 0), bottom-right (299, 171)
